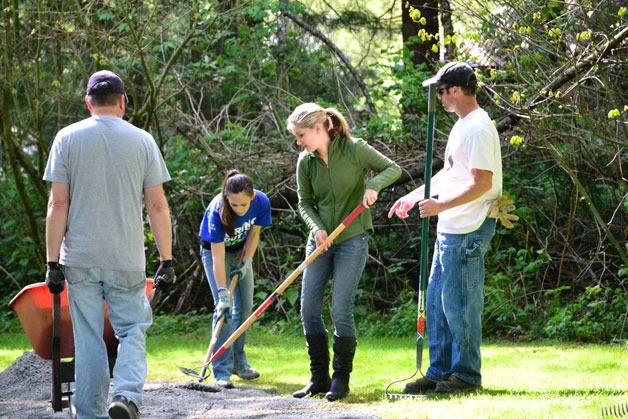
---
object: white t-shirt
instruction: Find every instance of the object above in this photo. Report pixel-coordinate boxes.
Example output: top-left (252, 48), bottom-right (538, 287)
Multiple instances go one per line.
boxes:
top-left (43, 115), bottom-right (171, 270)
top-left (433, 108), bottom-right (502, 234)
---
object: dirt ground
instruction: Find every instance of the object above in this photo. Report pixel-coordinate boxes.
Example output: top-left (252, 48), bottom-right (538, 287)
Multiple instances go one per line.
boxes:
top-left (0, 351), bottom-right (379, 419)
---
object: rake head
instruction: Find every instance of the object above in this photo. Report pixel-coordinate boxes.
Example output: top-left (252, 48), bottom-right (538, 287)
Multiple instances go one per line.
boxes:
top-left (602, 402), bottom-right (628, 417)
top-left (384, 373), bottom-right (435, 400)
top-left (385, 392), bottom-right (431, 400)
top-left (178, 366), bottom-right (210, 382)
top-left (384, 368), bottom-right (421, 401)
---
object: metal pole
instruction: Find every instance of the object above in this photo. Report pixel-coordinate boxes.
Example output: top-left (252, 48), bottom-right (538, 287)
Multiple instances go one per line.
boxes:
top-left (417, 82), bottom-right (436, 370)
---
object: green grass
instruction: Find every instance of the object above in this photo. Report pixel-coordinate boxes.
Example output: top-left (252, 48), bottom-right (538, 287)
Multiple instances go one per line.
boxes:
top-left (2, 319), bottom-right (627, 419)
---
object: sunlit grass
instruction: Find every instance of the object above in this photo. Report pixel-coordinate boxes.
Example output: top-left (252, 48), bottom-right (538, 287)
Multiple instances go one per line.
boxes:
top-left (0, 333), bottom-right (29, 369)
top-left (2, 318), bottom-right (627, 418)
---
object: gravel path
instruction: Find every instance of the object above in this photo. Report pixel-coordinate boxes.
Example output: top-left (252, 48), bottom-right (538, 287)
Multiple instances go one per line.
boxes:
top-left (0, 352), bottom-right (379, 418)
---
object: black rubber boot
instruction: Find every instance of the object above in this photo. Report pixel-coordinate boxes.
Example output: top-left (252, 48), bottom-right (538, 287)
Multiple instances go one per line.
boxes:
top-left (292, 334), bottom-right (331, 398)
top-left (325, 335), bottom-right (357, 401)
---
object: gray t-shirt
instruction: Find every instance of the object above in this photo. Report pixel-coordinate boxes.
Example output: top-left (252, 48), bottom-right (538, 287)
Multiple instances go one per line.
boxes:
top-left (43, 115), bottom-right (171, 271)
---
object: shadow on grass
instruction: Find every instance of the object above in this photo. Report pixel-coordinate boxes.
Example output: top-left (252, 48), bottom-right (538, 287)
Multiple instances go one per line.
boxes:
top-left (275, 386), bottom-right (628, 404)
top-left (482, 387), bottom-right (628, 397)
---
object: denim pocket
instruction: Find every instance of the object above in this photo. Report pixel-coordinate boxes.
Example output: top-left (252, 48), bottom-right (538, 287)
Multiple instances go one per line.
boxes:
top-left (465, 240), bottom-right (481, 260)
top-left (63, 266), bottom-right (90, 286)
top-left (109, 270), bottom-right (146, 291)
top-left (465, 241), bottom-right (483, 290)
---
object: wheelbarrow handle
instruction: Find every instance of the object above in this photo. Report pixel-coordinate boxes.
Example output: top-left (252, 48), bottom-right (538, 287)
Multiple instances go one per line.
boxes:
top-left (51, 293), bottom-right (63, 411)
top-left (210, 203), bottom-right (366, 363)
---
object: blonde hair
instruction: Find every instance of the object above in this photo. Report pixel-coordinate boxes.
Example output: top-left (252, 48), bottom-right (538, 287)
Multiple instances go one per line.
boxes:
top-left (286, 103), bottom-right (350, 140)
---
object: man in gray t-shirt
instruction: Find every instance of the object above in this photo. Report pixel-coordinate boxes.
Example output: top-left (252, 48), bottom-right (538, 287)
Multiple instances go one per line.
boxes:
top-left (43, 70), bottom-right (175, 419)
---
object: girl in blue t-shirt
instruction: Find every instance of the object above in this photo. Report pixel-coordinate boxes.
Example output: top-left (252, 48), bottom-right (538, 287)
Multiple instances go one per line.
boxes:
top-left (198, 170), bottom-right (272, 388)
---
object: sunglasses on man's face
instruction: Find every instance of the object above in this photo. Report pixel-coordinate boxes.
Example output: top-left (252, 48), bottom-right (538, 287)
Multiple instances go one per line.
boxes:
top-left (437, 86), bottom-right (452, 96)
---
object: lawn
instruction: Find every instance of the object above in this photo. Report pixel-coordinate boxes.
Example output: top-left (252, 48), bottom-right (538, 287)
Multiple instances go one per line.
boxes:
top-left (2, 320), bottom-right (626, 419)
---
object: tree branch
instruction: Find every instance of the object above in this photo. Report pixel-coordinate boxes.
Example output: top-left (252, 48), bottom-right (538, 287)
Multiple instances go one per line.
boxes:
top-left (283, 10), bottom-right (377, 115)
top-left (495, 25), bottom-right (628, 133)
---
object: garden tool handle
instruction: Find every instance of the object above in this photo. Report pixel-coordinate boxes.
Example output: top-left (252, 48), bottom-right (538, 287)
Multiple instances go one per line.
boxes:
top-left (197, 249), bottom-right (246, 381)
top-left (210, 203), bottom-right (366, 363)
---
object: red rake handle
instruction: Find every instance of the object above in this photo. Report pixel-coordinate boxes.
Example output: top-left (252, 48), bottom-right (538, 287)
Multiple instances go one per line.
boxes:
top-left (211, 203), bottom-right (366, 362)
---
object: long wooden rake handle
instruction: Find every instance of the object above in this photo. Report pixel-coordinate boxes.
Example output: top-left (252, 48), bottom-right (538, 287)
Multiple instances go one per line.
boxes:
top-left (210, 203), bottom-right (366, 363)
top-left (197, 250), bottom-right (246, 382)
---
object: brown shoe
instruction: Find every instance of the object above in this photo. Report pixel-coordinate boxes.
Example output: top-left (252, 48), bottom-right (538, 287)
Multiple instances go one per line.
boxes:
top-left (403, 376), bottom-right (438, 394)
top-left (434, 376), bottom-right (482, 393)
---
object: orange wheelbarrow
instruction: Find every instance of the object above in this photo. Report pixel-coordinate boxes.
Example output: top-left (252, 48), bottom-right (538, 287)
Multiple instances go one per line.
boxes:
top-left (8, 279), bottom-right (154, 414)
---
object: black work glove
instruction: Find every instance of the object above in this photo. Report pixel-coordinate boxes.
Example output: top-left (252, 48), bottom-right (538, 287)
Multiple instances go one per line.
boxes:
top-left (45, 262), bottom-right (65, 294)
top-left (154, 259), bottom-right (176, 293)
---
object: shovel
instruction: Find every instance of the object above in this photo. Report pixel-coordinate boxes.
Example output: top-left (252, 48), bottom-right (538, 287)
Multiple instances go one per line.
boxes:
top-left (385, 78), bottom-right (436, 399)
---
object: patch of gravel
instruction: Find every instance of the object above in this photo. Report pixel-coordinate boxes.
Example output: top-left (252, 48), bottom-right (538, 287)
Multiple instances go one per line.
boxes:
top-left (0, 352), bottom-right (379, 418)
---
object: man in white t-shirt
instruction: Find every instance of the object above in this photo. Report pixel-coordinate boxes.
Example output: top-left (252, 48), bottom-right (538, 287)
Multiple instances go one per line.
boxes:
top-left (389, 62), bottom-right (502, 394)
top-left (44, 70), bottom-right (175, 419)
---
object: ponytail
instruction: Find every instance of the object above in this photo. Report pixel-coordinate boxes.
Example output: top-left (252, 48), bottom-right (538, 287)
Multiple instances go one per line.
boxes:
top-left (324, 108), bottom-right (350, 140)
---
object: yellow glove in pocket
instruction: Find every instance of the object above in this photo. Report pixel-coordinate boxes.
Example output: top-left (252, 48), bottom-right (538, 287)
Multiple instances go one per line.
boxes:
top-left (488, 195), bottom-right (519, 229)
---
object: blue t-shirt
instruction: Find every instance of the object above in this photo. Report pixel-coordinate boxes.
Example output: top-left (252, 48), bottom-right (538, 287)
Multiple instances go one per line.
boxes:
top-left (199, 189), bottom-right (272, 252)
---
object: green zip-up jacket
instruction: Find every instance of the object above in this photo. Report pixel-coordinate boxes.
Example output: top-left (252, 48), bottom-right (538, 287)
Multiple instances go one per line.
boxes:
top-left (297, 136), bottom-right (401, 244)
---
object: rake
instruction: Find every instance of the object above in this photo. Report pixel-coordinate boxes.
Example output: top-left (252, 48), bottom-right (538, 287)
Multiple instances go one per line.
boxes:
top-left (179, 250), bottom-right (245, 382)
top-left (385, 78), bottom-right (436, 400)
top-left (209, 203), bottom-right (366, 364)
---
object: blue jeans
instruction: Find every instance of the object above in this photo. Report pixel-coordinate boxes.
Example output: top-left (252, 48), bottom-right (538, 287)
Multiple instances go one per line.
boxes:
top-left (300, 233), bottom-right (369, 338)
top-left (200, 247), bottom-right (254, 378)
top-left (64, 267), bottom-right (152, 419)
top-left (425, 217), bottom-right (495, 386)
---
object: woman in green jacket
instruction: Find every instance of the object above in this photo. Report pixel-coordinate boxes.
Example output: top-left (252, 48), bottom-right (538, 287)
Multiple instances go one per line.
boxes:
top-left (287, 103), bottom-right (401, 401)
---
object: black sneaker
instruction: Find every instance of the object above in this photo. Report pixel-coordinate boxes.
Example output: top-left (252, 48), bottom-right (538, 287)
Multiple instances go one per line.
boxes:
top-left (403, 376), bottom-right (438, 394)
top-left (434, 376), bottom-right (482, 393)
top-left (108, 395), bottom-right (139, 419)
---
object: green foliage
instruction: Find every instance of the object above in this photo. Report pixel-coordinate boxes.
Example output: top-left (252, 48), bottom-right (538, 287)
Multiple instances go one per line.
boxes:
top-left (484, 243), bottom-right (628, 343)
top-left (148, 309), bottom-right (213, 336)
top-left (544, 285), bottom-right (628, 342)
top-left (484, 246), bottom-right (550, 339)
top-left (1, 0), bottom-right (626, 344)
top-left (356, 288), bottom-right (418, 338)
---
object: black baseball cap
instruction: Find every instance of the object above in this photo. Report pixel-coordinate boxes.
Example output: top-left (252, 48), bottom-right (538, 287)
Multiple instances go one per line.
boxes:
top-left (422, 62), bottom-right (477, 87)
top-left (86, 70), bottom-right (126, 95)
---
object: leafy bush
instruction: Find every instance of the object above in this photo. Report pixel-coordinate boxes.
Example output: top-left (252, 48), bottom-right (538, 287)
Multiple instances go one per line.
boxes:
top-left (544, 285), bottom-right (628, 342)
